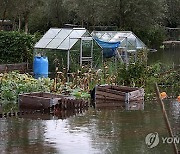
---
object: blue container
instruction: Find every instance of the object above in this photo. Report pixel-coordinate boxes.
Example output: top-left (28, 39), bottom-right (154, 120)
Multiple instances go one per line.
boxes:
top-left (33, 56), bottom-right (48, 79)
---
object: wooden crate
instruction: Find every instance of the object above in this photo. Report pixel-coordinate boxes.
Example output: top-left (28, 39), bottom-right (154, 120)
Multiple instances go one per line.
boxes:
top-left (93, 85), bottom-right (144, 110)
top-left (18, 92), bottom-right (88, 111)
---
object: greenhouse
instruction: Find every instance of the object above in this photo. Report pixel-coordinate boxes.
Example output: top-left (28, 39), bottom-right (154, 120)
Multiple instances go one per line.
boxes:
top-left (91, 31), bottom-right (146, 63)
top-left (34, 28), bottom-right (103, 73)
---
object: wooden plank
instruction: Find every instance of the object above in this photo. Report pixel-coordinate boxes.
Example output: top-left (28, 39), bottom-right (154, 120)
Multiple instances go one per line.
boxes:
top-left (96, 102), bottom-right (125, 107)
top-left (42, 93), bottom-right (65, 98)
top-left (163, 41), bottom-right (180, 44)
top-left (95, 95), bottom-right (125, 101)
top-left (129, 97), bottom-right (144, 102)
top-left (96, 91), bottom-right (124, 99)
top-left (98, 85), bottom-right (139, 92)
top-left (96, 86), bottom-right (126, 96)
top-left (0, 63), bottom-right (28, 73)
top-left (19, 95), bottom-right (50, 110)
top-left (20, 92), bottom-right (43, 97)
top-left (0, 65), bottom-right (6, 72)
top-left (129, 89), bottom-right (144, 100)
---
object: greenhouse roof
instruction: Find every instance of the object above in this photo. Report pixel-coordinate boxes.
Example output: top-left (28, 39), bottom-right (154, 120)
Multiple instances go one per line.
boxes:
top-left (91, 31), bottom-right (146, 51)
top-left (34, 28), bottom-right (90, 50)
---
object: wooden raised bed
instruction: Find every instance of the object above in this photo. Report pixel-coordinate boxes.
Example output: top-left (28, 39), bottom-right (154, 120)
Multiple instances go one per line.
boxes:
top-left (92, 85), bottom-right (144, 110)
top-left (0, 62), bottom-right (28, 73)
top-left (18, 92), bottom-right (88, 111)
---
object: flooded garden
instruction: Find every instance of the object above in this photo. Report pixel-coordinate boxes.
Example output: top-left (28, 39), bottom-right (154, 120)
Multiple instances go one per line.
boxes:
top-left (0, 46), bottom-right (180, 154)
top-left (0, 0), bottom-right (179, 153)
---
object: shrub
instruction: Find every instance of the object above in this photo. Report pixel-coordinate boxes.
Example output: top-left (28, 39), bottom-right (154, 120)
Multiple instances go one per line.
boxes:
top-left (0, 31), bottom-right (36, 64)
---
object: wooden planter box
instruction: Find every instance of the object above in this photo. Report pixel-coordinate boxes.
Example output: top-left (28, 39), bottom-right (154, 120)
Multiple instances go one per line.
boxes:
top-left (92, 85), bottom-right (144, 110)
top-left (18, 92), bottom-right (88, 111)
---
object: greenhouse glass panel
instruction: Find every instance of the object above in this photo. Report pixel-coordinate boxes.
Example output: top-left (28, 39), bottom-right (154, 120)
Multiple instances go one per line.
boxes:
top-left (42, 28), bottom-right (60, 39)
top-left (93, 32), bottom-right (104, 39)
top-left (110, 33), bottom-right (126, 42)
top-left (35, 39), bottom-right (52, 48)
top-left (82, 40), bottom-right (92, 57)
top-left (75, 29), bottom-right (87, 37)
top-left (55, 29), bottom-right (72, 38)
top-left (46, 38), bottom-right (64, 49)
top-left (92, 31), bottom-right (146, 51)
top-left (34, 28), bottom-right (103, 73)
top-left (101, 32), bottom-right (113, 41)
top-left (136, 38), bottom-right (146, 49)
top-left (58, 30), bottom-right (86, 50)
top-left (45, 29), bottom-right (73, 49)
top-left (57, 38), bottom-right (78, 50)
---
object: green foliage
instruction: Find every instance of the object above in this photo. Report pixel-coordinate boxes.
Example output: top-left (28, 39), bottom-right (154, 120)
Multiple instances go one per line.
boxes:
top-left (0, 72), bottom-right (53, 111)
top-left (166, 0), bottom-right (180, 27)
top-left (70, 88), bottom-right (90, 99)
top-left (117, 62), bottom-right (147, 87)
top-left (1, 0), bottom-right (174, 46)
top-left (135, 26), bottom-right (166, 48)
top-left (0, 31), bottom-right (36, 64)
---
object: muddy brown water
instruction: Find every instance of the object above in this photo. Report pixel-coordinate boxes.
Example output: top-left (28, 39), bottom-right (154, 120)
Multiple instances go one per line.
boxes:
top-left (0, 47), bottom-right (180, 154)
top-left (0, 100), bottom-right (179, 154)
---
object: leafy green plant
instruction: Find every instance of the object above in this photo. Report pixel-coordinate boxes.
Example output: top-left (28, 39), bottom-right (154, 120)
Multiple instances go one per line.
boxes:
top-left (0, 72), bottom-right (53, 111)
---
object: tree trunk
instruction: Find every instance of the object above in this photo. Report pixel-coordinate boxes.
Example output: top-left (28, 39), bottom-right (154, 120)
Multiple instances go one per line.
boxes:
top-left (81, 20), bottom-right (84, 27)
top-left (24, 14), bottom-right (29, 34)
top-left (18, 16), bottom-right (21, 31)
top-left (0, 6), bottom-right (7, 30)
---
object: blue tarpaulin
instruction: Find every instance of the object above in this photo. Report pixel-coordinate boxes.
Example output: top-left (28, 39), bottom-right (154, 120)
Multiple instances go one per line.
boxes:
top-left (95, 38), bottom-right (120, 58)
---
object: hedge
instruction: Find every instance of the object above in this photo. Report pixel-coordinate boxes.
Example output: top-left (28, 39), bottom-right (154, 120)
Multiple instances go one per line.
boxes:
top-left (0, 31), bottom-right (36, 64)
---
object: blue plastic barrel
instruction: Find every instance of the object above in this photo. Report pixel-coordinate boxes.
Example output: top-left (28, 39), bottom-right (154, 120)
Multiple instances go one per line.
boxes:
top-left (33, 56), bottom-right (48, 79)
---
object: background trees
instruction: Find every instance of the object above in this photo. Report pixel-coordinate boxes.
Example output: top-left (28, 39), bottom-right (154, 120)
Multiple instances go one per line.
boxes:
top-left (165, 0), bottom-right (180, 28)
top-left (0, 0), bottom-right (179, 47)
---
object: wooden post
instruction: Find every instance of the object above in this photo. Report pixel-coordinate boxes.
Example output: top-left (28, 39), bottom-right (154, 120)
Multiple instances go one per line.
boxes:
top-left (80, 38), bottom-right (83, 66)
top-left (91, 38), bottom-right (93, 68)
top-left (0, 103), bottom-right (2, 114)
top-left (125, 37), bottom-right (128, 68)
top-left (67, 49), bottom-right (70, 71)
top-left (155, 83), bottom-right (179, 154)
top-left (125, 93), bottom-right (129, 110)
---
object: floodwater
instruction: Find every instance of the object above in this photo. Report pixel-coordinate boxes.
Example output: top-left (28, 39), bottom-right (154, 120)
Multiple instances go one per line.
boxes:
top-left (0, 100), bottom-right (179, 154)
top-left (0, 47), bottom-right (180, 154)
top-left (148, 47), bottom-right (180, 65)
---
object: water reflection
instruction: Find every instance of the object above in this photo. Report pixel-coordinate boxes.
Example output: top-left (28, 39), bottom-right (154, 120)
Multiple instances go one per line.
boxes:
top-left (164, 99), bottom-right (180, 150)
top-left (0, 101), bottom-right (178, 154)
top-left (0, 118), bottom-right (58, 154)
top-left (148, 47), bottom-right (180, 65)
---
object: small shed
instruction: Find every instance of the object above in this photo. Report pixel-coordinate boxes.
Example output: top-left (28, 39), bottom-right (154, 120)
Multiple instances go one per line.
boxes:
top-left (91, 31), bottom-right (146, 63)
top-left (34, 28), bottom-right (102, 73)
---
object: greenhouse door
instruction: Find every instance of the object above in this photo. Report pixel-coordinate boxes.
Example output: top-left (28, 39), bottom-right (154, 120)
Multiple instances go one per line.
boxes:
top-left (80, 37), bottom-right (93, 68)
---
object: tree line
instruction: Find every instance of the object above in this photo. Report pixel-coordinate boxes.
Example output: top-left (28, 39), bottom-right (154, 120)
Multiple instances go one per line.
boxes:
top-left (0, 0), bottom-right (179, 47)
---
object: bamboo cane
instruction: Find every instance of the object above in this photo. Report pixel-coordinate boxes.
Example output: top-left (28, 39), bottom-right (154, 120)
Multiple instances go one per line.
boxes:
top-left (155, 83), bottom-right (179, 154)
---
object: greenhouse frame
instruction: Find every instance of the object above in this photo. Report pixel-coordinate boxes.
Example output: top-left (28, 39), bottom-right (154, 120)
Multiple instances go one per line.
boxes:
top-left (34, 28), bottom-right (146, 74)
top-left (91, 31), bottom-right (146, 63)
top-left (34, 28), bottom-right (103, 72)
